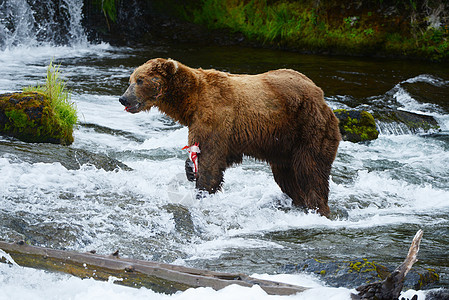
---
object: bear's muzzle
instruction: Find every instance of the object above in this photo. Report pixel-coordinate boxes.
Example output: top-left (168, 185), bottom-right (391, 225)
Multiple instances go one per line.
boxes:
top-left (119, 83), bottom-right (140, 113)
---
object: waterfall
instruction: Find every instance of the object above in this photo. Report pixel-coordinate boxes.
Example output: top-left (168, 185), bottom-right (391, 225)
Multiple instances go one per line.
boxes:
top-left (375, 119), bottom-right (441, 136)
top-left (375, 121), bottom-right (415, 135)
top-left (0, 0), bottom-right (88, 50)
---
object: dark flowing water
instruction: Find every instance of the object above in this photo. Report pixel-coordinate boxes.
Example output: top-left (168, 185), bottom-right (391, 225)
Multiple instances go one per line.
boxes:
top-left (0, 1), bottom-right (449, 299)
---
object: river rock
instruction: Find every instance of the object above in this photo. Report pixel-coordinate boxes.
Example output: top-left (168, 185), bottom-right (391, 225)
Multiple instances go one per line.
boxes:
top-left (333, 109), bottom-right (441, 142)
top-left (0, 138), bottom-right (131, 171)
top-left (0, 92), bottom-right (74, 145)
top-left (282, 258), bottom-right (439, 290)
top-left (334, 109), bottom-right (379, 142)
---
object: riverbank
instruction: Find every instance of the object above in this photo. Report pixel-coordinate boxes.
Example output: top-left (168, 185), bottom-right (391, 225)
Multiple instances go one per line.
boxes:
top-left (84, 0), bottom-right (449, 61)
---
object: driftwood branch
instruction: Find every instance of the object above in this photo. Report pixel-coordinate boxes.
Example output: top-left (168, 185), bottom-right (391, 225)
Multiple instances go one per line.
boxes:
top-left (353, 229), bottom-right (424, 300)
top-left (0, 230), bottom-right (426, 298)
top-left (0, 240), bottom-right (308, 295)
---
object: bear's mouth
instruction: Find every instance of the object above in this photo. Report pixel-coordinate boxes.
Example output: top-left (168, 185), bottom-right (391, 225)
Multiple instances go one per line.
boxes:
top-left (124, 103), bottom-right (141, 113)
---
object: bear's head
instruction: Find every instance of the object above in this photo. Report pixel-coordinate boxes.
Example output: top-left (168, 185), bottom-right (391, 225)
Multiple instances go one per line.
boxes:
top-left (119, 58), bottom-right (178, 113)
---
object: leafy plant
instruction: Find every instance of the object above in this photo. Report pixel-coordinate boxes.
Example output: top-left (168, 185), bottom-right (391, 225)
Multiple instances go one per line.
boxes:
top-left (23, 61), bottom-right (77, 139)
top-left (93, 0), bottom-right (119, 30)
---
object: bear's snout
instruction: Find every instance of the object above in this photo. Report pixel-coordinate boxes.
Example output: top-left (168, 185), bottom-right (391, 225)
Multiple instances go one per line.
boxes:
top-left (119, 96), bottom-right (129, 106)
top-left (120, 83), bottom-right (141, 113)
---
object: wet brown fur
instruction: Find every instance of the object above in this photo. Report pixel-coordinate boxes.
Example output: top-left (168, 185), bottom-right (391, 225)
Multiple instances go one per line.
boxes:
top-left (121, 58), bottom-right (341, 216)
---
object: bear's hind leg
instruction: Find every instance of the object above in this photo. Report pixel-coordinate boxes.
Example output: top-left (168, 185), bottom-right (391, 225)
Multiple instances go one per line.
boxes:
top-left (291, 147), bottom-right (332, 217)
top-left (270, 162), bottom-right (307, 210)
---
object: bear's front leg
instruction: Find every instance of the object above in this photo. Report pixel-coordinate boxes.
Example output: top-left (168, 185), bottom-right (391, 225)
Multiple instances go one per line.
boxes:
top-left (195, 150), bottom-right (226, 194)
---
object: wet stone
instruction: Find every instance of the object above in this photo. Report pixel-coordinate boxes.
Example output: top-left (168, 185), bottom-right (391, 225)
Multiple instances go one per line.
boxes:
top-left (334, 109), bottom-right (379, 143)
top-left (0, 138), bottom-right (131, 171)
top-left (282, 258), bottom-right (439, 290)
top-left (372, 109), bottom-right (441, 134)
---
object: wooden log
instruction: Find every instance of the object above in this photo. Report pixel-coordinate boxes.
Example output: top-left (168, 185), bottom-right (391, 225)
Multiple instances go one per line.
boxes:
top-left (0, 240), bottom-right (309, 295)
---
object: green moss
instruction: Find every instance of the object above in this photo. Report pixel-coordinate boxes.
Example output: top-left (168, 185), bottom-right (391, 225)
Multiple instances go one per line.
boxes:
top-left (4, 110), bottom-right (31, 129)
top-left (349, 259), bottom-right (378, 275)
top-left (20, 62), bottom-right (77, 145)
top-left (0, 91), bottom-right (74, 144)
top-left (334, 109), bottom-right (379, 143)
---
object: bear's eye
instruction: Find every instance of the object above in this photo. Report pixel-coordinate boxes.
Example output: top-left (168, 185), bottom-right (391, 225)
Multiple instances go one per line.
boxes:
top-left (136, 79), bottom-right (143, 85)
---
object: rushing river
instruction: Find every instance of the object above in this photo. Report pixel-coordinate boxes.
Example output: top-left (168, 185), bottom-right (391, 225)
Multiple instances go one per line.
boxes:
top-left (1, 1), bottom-right (449, 300)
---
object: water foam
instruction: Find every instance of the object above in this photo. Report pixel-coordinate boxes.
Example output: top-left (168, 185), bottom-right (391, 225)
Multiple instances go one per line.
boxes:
top-left (393, 86), bottom-right (440, 114)
top-left (403, 74), bottom-right (449, 87)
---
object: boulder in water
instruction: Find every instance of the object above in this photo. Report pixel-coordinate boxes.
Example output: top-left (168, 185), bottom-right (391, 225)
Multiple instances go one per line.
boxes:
top-left (283, 258), bottom-right (439, 291)
top-left (334, 109), bottom-right (441, 142)
top-left (0, 138), bottom-right (131, 171)
top-left (0, 92), bottom-right (74, 145)
top-left (334, 109), bottom-right (379, 142)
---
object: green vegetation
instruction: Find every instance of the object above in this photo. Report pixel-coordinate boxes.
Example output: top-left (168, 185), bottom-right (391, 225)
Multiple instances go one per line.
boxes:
top-left (24, 62), bottom-right (78, 136)
top-left (0, 62), bottom-right (77, 145)
top-left (5, 109), bottom-right (29, 129)
top-left (348, 259), bottom-right (379, 275)
top-left (93, 0), bottom-right (119, 29)
top-left (334, 109), bottom-right (379, 142)
top-left (89, 0), bottom-right (449, 60)
top-left (178, 0), bottom-right (448, 60)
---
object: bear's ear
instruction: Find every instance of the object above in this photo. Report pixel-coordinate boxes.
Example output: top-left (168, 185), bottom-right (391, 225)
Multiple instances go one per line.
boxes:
top-left (162, 59), bottom-right (179, 76)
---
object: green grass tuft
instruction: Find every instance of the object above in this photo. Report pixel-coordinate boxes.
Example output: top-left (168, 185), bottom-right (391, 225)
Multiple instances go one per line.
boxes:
top-left (23, 62), bottom-right (77, 141)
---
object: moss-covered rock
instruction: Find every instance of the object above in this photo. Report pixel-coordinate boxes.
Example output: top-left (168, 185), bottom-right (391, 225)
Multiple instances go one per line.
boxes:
top-left (282, 258), bottom-right (439, 290)
top-left (334, 109), bottom-right (379, 143)
top-left (0, 92), bottom-right (74, 145)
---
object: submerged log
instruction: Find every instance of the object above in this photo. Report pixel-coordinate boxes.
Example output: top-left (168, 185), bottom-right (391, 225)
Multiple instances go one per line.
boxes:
top-left (284, 257), bottom-right (438, 291)
top-left (0, 240), bottom-right (308, 295)
top-left (0, 230), bottom-right (432, 298)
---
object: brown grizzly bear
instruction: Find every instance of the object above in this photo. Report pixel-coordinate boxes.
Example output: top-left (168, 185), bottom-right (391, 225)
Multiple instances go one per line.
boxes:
top-left (119, 58), bottom-right (340, 216)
